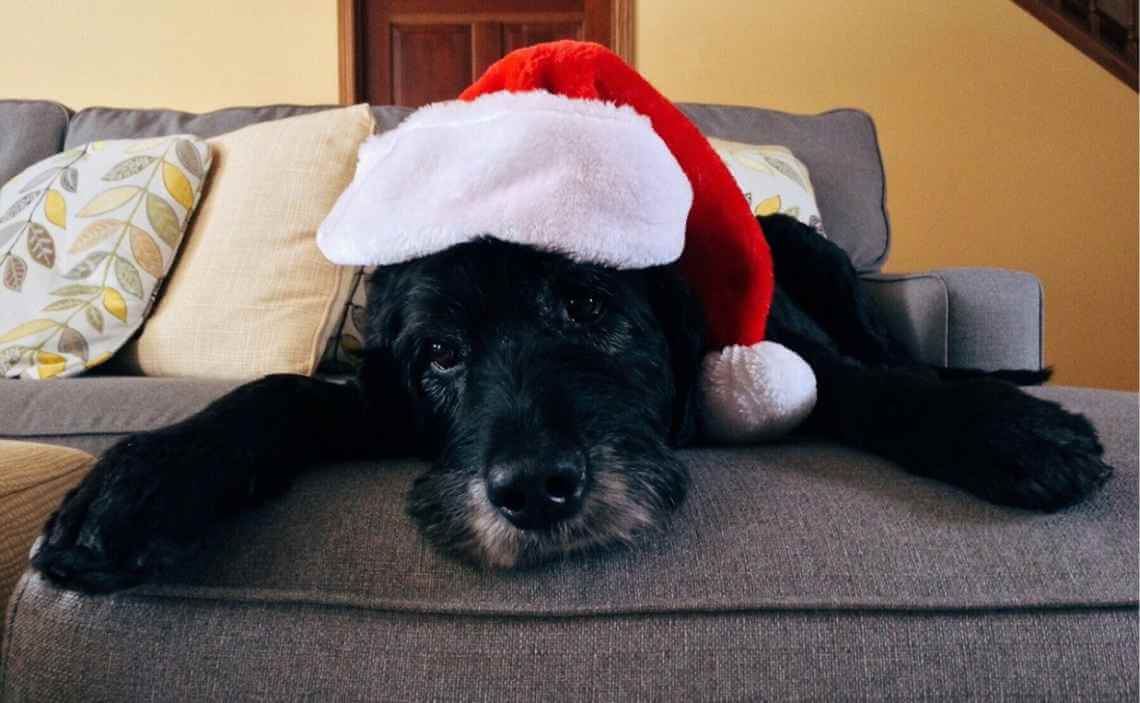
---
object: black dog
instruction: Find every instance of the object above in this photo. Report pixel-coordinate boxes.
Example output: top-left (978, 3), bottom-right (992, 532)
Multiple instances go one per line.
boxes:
top-left (33, 215), bottom-right (1112, 592)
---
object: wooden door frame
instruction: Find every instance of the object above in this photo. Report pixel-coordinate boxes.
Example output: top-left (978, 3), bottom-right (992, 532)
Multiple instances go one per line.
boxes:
top-left (337, 0), bottom-right (635, 104)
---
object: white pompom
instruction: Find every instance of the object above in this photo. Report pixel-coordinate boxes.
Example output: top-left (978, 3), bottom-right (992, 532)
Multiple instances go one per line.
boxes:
top-left (700, 341), bottom-right (817, 443)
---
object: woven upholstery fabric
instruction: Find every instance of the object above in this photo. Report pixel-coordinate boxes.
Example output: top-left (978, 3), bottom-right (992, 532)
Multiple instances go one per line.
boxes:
top-left (63, 105), bottom-right (411, 147)
top-left (0, 441), bottom-right (93, 612)
top-left (0, 100), bottom-right (69, 188)
top-left (114, 106), bottom-right (373, 378)
top-left (679, 104), bottom-right (890, 272)
top-left (861, 268), bottom-right (1044, 370)
top-left (3, 387), bottom-right (1135, 700)
top-left (3, 593), bottom-right (1134, 702)
top-left (936, 267), bottom-right (1044, 369)
top-left (862, 272), bottom-right (950, 365)
top-left (0, 376), bottom-right (240, 455)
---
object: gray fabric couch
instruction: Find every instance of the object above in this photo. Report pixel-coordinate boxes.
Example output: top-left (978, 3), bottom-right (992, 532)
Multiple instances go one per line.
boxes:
top-left (1, 100), bottom-right (1136, 701)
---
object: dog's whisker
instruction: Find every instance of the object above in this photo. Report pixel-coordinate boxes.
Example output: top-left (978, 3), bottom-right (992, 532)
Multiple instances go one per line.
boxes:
top-left (451, 462), bottom-right (666, 567)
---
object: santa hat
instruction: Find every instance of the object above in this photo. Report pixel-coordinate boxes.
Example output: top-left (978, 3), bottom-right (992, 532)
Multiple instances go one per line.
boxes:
top-left (318, 41), bottom-right (815, 441)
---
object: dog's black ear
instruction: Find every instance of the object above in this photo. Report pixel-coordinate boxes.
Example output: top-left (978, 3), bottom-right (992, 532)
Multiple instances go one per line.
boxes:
top-left (646, 266), bottom-right (706, 446)
top-left (356, 266), bottom-right (420, 456)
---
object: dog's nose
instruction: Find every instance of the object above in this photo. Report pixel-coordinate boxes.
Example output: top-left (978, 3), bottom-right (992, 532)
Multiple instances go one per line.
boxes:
top-left (485, 457), bottom-right (587, 530)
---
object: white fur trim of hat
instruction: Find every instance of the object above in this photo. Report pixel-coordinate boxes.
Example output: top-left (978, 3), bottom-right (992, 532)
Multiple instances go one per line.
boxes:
top-left (317, 90), bottom-right (693, 270)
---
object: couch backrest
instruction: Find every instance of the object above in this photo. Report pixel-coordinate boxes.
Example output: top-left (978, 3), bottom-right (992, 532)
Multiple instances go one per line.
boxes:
top-left (678, 104), bottom-right (889, 272)
top-left (0, 100), bottom-right (70, 187)
top-left (59, 104), bottom-right (413, 147)
top-left (2, 100), bottom-right (890, 272)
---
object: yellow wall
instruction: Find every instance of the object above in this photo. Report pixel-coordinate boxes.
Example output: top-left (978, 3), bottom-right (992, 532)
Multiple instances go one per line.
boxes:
top-left (638, 0), bottom-right (1138, 390)
top-left (1, 1), bottom-right (1136, 388)
top-left (2, 0), bottom-right (338, 111)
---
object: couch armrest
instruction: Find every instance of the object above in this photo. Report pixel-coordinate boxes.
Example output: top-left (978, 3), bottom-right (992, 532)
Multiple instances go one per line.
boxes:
top-left (859, 268), bottom-right (1044, 371)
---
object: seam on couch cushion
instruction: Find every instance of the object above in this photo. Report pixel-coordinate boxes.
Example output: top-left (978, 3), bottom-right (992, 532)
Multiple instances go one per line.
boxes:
top-left (64, 103), bottom-right (339, 147)
top-left (1, 571), bottom-right (32, 678)
top-left (1034, 274), bottom-right (1045, 369)
top-left (71, 102), bottom-right (336, 118)
top-left (841, 107), bottom-right (891, 271)
top-left (861, 272), bottom-right (950, 365)
top-left (0, 432), bottom-right (135, 440)
top-left (920, 272), bottom-right (951, 366)
top-left (118, 586), bottom-right (1140, 620)
top-left (932, 268), bottom-right (1045, 371)
top-left (4, 594), bottom-right (1132, 702)
top-left (0, 99), bottom-right (71, 122)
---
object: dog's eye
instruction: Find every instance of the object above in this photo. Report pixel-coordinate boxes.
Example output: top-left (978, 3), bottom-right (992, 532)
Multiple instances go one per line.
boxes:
top-left (565, 294), bottom-right (605, 324)
top-left (428, 341), bottom-right (461, 371)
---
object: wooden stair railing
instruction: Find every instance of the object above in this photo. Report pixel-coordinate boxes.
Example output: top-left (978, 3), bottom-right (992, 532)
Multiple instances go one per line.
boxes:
top-left (1012, 0), bottom-right (1138, 91)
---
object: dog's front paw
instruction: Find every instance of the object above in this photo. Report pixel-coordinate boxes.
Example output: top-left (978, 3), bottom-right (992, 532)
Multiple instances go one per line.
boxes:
top-left (32, 433), bottom-right (207, 593)
top-left (946, 382), bottom-right (1113, 512)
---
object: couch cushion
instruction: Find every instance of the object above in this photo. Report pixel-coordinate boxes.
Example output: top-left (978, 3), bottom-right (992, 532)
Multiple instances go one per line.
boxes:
top-left (0, 100), bottom-right (69, 188)
top-left (0, 377), bottom-right (241, 455)
top-left (3, 386), bottom-right (1135, 700)
top-left (108, 385), bottom-right (1134, 614)
top-left (4, 593), bottom-right (1133, 701)
top-left (679, 104), bottom-right (890, 272)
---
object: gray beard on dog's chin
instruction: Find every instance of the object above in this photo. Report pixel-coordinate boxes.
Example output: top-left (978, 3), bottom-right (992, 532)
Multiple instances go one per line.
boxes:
top-left (410, 445), bottom-right (688, 570)
top-left (462, 471), bottom-right (656, 569)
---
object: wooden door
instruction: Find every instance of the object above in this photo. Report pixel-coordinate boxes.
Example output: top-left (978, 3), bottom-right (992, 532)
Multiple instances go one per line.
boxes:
top-left (339, 0), bottom-right (633, 106)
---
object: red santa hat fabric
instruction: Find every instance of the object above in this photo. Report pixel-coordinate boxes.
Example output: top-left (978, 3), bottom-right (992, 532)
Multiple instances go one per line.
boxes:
top-left (458, 41), bottom-right (774, 349)
top-left (319, 40), bottom-right (773, 350)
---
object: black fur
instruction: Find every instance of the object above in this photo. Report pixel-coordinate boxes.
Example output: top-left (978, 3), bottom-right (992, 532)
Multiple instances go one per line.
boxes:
top-left (33, 215), bottom-right (1112, 592)
top-left (760, 214), bottom-right (1110, 510)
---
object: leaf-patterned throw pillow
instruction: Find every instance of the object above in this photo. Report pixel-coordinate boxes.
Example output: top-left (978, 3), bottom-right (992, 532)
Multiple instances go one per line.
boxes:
top-left (707, 137), bottom-right (826, 237)
top-left (0, 136), bottom-right (212, 379)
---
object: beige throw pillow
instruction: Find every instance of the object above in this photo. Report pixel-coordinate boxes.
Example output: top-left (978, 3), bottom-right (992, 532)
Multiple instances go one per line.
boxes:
top-left (119, 105), bottom-right (374, 378)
